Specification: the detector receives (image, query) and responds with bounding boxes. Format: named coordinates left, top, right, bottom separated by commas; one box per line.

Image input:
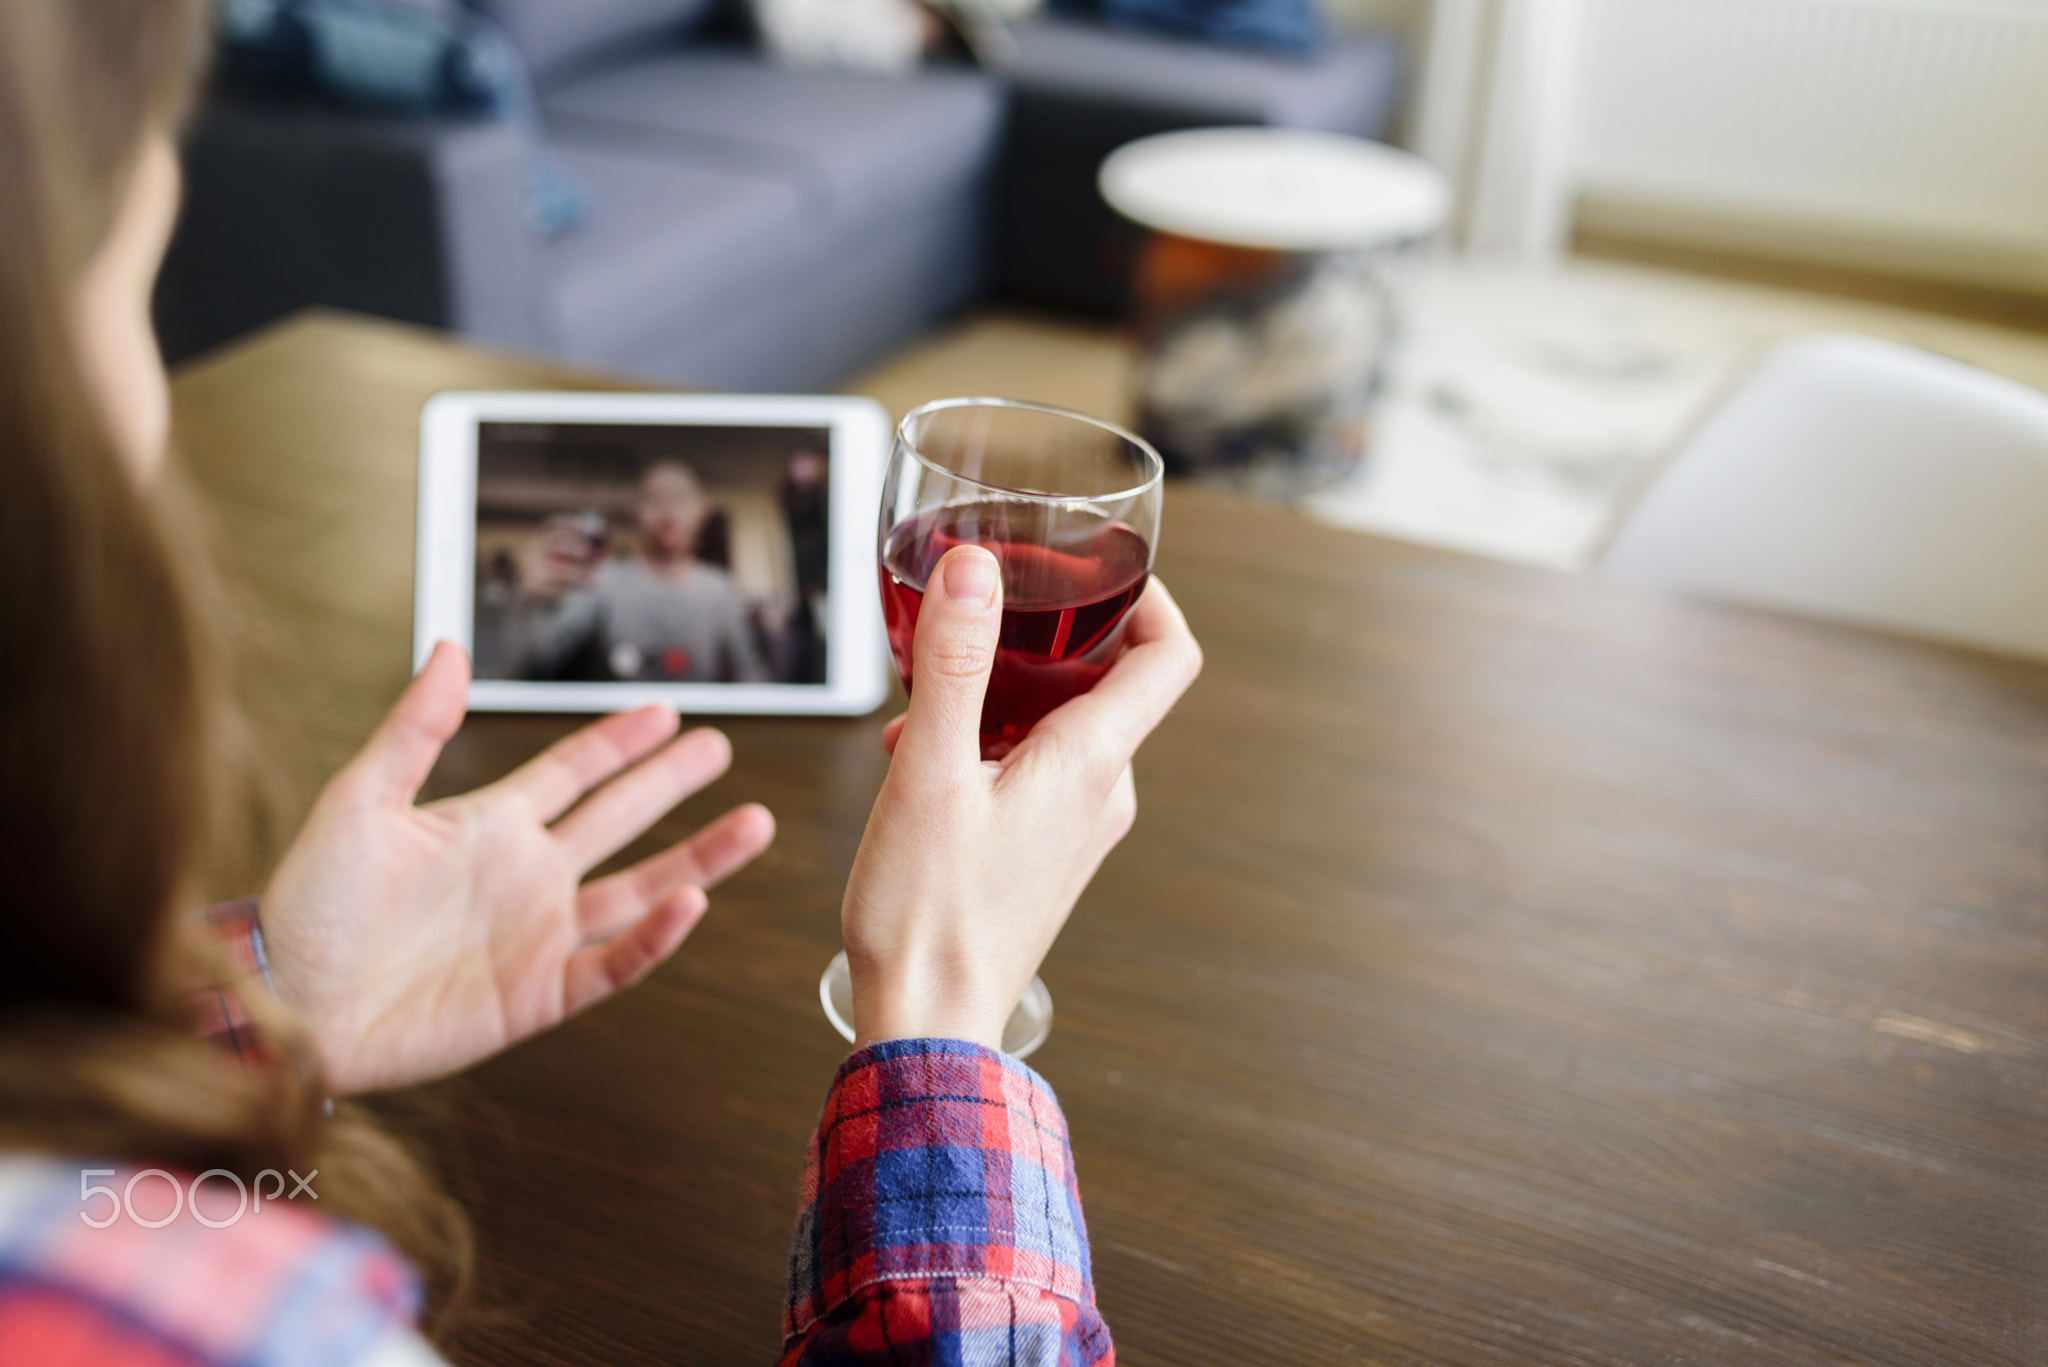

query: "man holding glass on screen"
left=510, top=458, right=772, bottom=683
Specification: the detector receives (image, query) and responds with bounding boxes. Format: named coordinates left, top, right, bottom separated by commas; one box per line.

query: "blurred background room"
left=162, top=0, right=2048, bottom=583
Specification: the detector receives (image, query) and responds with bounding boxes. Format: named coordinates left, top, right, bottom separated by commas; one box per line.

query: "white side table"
left=1099, top=127, right=1450, bottom=497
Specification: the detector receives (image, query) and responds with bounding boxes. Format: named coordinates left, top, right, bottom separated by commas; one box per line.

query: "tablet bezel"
left=416, top=390, right=891, bottom=715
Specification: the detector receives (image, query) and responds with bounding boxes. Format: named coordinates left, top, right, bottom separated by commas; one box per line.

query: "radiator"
left=1572, top=0, right=2048, bottom=274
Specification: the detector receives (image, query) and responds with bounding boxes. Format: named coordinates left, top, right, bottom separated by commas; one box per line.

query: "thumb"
left=894, top=546, right=1001, bottom=774
left=349, top=640, right=471, bottom=803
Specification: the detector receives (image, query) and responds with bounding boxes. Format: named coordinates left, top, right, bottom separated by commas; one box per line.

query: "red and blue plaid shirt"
left=0, top=908, right=1112, bottom=1366
left=780, top=1039, right=1112, bottom=1366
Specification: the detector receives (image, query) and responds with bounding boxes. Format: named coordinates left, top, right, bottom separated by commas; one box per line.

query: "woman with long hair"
left=0, top=2, right=1200, bottom=1363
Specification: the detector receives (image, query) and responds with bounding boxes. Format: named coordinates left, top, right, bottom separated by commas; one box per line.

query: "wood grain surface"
left=172, top=312, right=2048, bottom=1367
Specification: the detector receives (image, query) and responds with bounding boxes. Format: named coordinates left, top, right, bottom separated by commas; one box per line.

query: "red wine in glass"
left=881, top=500, right=1151, bottom=759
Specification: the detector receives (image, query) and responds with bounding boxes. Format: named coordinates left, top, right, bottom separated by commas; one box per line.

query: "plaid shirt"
left=0, top=1155, right=431, bottom=1367
left=780, top=1039, right=1112, bottom=1367
left=3, top=910, right=1110, bottom=1365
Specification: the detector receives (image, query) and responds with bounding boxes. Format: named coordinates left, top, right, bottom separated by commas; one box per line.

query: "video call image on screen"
left=473, top=422, right=831, bottom=686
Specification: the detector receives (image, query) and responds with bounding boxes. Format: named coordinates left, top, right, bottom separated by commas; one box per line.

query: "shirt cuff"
left=782, top=1038, right=1097, bottom=1342
left=193, top=896, right=271, bottom=1065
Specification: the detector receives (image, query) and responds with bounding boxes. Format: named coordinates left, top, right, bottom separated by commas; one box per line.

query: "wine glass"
left=821, top=397, right=1165, bottom=1057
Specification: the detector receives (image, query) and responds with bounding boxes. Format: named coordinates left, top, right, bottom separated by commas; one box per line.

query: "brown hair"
left=0, top=0, right=469, bottom=1336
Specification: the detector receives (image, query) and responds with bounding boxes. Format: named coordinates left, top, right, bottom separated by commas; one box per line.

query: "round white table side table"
left=1096, top=128, right=1452, bottom=500
left=1097, top=126, right=1450, bottom=254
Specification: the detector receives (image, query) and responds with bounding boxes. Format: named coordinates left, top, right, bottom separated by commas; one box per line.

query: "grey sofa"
left=156, top=1, right=1402, bottom=391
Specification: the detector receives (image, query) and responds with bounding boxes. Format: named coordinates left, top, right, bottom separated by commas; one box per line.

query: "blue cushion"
left=218, top=0, right=588, bottom=237
left=220, top=0, right=509, bottom=112
left=1006, top=18, right=1398, bottom=132
left=1049, top=0, right=1323, bottom=57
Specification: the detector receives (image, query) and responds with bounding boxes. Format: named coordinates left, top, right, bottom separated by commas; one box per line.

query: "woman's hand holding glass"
left=843, top=546, right=1202, bottom=1050
left=258, top=641, right=776, bottom=1095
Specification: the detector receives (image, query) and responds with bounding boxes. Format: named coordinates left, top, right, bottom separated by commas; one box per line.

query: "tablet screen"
left=473, top=421, right=832, bottom=686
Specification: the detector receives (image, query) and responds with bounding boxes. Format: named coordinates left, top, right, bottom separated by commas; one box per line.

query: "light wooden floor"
left=840, top=257, right=2048, bottom=566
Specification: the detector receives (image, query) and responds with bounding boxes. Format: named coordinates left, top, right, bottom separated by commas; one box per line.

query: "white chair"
left=1599, top=333, right=2048, bottom=661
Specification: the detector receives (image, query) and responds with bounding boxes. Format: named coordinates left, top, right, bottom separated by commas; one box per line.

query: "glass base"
left=820, top=950, right=1053, bottom=1060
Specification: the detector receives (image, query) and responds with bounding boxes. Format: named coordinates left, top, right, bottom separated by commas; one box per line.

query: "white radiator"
left=1572, top=0, right=2048, bottom=280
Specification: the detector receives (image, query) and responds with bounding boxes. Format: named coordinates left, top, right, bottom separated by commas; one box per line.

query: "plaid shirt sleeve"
left=191, top=896, right=275, bottom=1066
left=0, top=1155, right=436, bottom=1367
left=779, top=1039, right=1113, bottom=1367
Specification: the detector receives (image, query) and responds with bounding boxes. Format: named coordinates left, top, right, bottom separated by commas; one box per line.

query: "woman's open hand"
left=260, top=642, right=774, bottom=1094
left=844, top=546, right=1201, bottom=1050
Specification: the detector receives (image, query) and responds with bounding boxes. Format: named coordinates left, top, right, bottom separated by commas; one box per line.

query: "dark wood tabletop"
left=173, top=311, right=2048, bottom=1367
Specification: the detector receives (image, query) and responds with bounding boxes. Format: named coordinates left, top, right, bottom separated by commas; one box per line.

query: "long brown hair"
left=0, top=0, right=469, bottom=1335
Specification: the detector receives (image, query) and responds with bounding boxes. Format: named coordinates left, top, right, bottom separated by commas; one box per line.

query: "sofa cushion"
left=1005, top=17, right=1399, bottom=132
left=540, top=138, right=808, bottom=363
left=470, top=0, right=719, bottom=81
left=576, top=161, right=988, bottom=389
left=752, top=0, right=931, bottom=74
left=538, top=49, right=1003, bottom=222
left=1048, top=0, right=1322, bottom=58
left=618, top=180, right=986, bottom=389
left=221, top=0, right=512, bottom=112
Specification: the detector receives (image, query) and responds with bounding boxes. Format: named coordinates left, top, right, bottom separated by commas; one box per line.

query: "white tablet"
left=416, top=391, right=892, bottom=715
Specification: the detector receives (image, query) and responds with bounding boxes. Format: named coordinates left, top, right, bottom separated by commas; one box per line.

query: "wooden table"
left=173, top=312, right=2048, bottom=1367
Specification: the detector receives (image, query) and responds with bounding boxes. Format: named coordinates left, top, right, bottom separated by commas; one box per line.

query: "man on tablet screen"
left=509, top=460, right=771, bottom=684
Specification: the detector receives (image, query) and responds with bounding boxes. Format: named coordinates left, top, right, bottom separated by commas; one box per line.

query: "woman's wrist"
left=854, top=1022, right=1004, bottom=1052
left=847, top=958, right=1008, bottom=1053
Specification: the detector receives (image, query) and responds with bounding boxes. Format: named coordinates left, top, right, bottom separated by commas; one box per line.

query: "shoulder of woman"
left=0, top=1155, right=429, bottom=1366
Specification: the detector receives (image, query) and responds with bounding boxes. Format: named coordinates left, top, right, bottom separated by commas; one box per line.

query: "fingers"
left=574, top=801, right=775, bottom=942
left=880, top=714, right=906, bottom=755
left=892, top=546, right=1002, bottom=777
left=1033, top=579, right=1202, bottom=770
left=549, top=727, right=735, bottom=873
left=561, top=887, right=705, bottom=1017
left=1122, top=577, right=1196, bottom=652
left=347, top=641, right=471, bottom=803
left=497, top=704, right=683, bottom=823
